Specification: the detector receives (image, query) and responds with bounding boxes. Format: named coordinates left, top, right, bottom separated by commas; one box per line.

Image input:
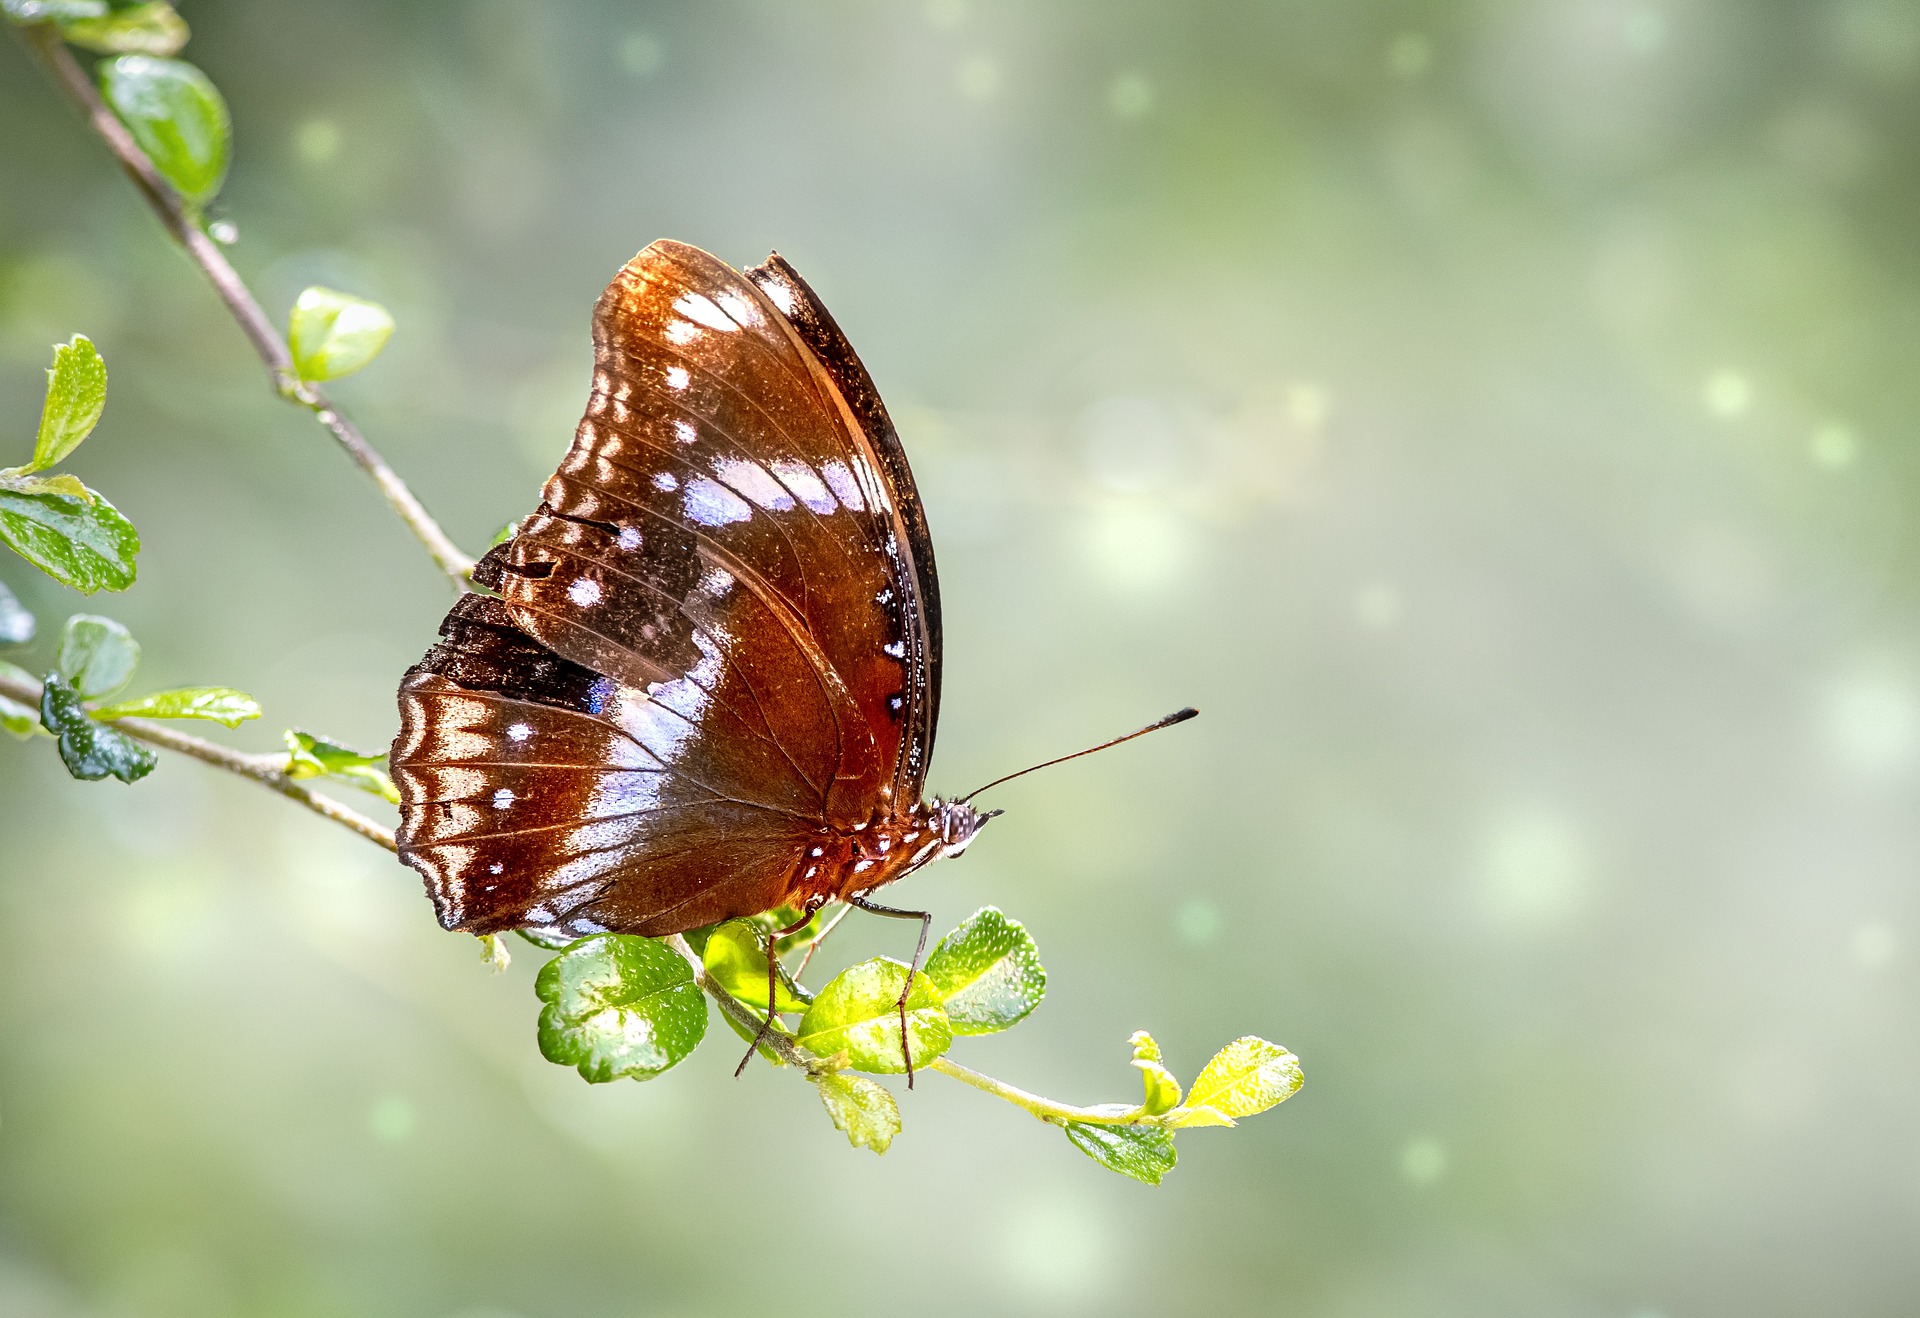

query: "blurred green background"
left=4, top=0, right=1920, bottom=1313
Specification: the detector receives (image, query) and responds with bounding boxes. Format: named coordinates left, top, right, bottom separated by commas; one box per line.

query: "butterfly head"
left=930, top=799, right=1000, bottom=860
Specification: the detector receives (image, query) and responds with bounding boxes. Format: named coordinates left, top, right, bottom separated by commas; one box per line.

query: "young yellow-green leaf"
left=535, top=934, right=707, bottom=1083
left=701, top=919, right=812, bottom=1015
left=56, top=613, right=138, bottom=698
left=489, top=519, right=520, bottom=548
left=1063, top=1121, right=1177, bottom=1186
left=288, top=286, right=395, bottom=383
left=924, top=905, right=1046, bottom=1035
left=97, top=56, right=230, bottom=205
left=1129, top=1030, right=1182, bottom=1115
left=718, top=995, right=794, bottom=1066
left=796, top=957, right=952, bottom=1075
left=23, top=335, right=107, bottom=474
left=0, top=483, right=138, bottom=593
left=813, top=1072, right=901, bottom=1154
left=94, top=686, right=261, bottom=728
left=3, top=0, right=106, bottom=23
left=478, top=934, right=511, bottom=973
left=0, top=580, right=33, bottom=645
left=1186, top=1036, right=1303, bottom=1119
left=40, top=672, right=154, bottom=782
left=0, top=693, right=35, bottom=739
left=59, top=1, right=188, bottom=54
left=1163, top=1104, right=1236, bottom=1129
left=0, top=473, right=93, bottom=502
left=283, top=728, right=399, bottom=802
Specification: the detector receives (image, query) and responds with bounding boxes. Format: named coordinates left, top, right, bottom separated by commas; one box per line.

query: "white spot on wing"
left=764, top=281, right=796, bottom=315
left=664, top=319, right=698, bottom=346
left=507, top=722, right=532, bottom=743
left=665, top=365, right=690, bottom=390
left=568, top=577, right=602, bottom=606
left=617, top=526, right=642, bottom=550
left=716, top=457, right=795, bottom=511
left=674, top=420, right=697, bottom=445
left=684, top=476, right=753, bottom=526
left=819, top=459, right=865, bottom=511
left=492, top=788, right=516, bottom=810
left=653, top=471, right=679, bottom=492
left=672, top=292, right=740, bottom=332
left=771, top=458, right=836, bottom=513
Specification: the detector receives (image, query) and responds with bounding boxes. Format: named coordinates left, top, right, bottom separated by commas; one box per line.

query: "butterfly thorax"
left=790, top=798, right=991, bottom=909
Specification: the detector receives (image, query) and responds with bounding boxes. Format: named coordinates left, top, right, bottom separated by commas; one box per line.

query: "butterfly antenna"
left=960, top=707, right=1198, bottom=806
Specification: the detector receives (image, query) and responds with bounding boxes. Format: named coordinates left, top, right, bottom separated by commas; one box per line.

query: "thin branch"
left=15, top=21, right=476, bottom=591
left=0, top=667, right=395, bottom=852
left=928, top=1056, right=1160, bottom=1127
left=662, top=933, right=826, bottom=1074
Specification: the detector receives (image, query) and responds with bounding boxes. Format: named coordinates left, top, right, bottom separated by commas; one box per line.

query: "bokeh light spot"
left=369, top=1096, right=416, bottom=1144
left=1106, top=72, right=1155, bottom=119
left=997, top=1194, right=1111, bottom=1304
left=1354, top=583, right=1402, bottom=630
left=1703, top=370, right=1751, bottom=418
left=1477, top=808, right=1593, bottom=933
left=1401, top=1136, right=1448, bottom=1185
left=1176, top=899, right=1224, bottom=946
left=1853, top=921, right=1899, bottom=970
left=1386, top=32, right=1433, bottom=78
left=618, top=33, right=664, bottom=78
left=294, top=118, right=341, bottom=166
left=957, top=55, right=1001, bottom=101
left=1810, top=424, right=1858, bottom=469
left=1623, top=7, right=1670, bottom=55
left=1820, top=672, right=1919, bottom=774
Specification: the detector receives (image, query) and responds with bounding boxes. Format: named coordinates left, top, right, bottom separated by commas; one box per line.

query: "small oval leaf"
left=288, top=286, right=395, bottom=382
left=97, top=55, right=230, bottom=205
left=0, top=484, right=139, bottom=593
left=283, top=728, right=398, bottom=802
left=1063, top=1121, right=1177, bottom=1186
left=40, top=672, right=155, bottom=783
left=94, top=686, right=261, bottom=727
left=924, top=906, right=1046, bottom=1035
left=702, top=919, right=811, bottom=1015
left=1129, top=1030, right=1183, bottom=1115
left=534, top=934, right=707, bottom=1083
left=796, top=957, right=952, bottom=1075
left=813, top=1072, right=901, bottom=1154
left=56, top=613, right=138, bottom=698
left=59, top=1, right=189, bottom=55
left=27, top=335, right=106, bottom=474
left=1185, top=1036, right=1303, bottom=1119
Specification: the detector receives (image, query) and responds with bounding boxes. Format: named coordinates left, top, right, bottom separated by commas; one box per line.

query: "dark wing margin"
left=745, top=252, right=943, bottom=797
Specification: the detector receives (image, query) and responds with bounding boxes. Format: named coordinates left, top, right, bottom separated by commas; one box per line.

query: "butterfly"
left=391, top=240, right=1191, bottom=1078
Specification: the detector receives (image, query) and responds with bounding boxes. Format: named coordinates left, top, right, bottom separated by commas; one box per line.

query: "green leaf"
left=1129, top=1030, right=1182, bottom=1115
left=701, top=919, right=811, bottom=1015
left=0, top=483, right=139, bottom=593
left=796, top=957, right=952, bottom=1075
left=924, top=905, right=1047, bottom=1035
left=718, top=996, right=793, bottom=1066
left=22, top=335, right=107, bottom=474
left=94, top=685, right=260, bottom=727
left=59, top=1, right=187, bottom=54
left=55, top=613, right=138, bottom=698
left=283, top=728, right=398, bottom=803
left=288, top=286, right=395, bottom=383
left=813, top=1072, right=901, bottom=1154
left=534, top=934, right=707, bottom=1083
left=97, top=55, right=230, bottom=205
left=489, top=519, right=520, bottom=548
left=1185, top=1036, right=1303, bottom=1119
left=40, top=672, right=154, bottom=782
left=0, top=580, right=34, bottom=645
left=3, top=0, right=107, bottom=23
left=1063, top=1121, right=1177, bottom=1186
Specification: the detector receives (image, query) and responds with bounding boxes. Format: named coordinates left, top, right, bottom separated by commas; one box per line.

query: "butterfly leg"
left=733, top=910, right=819, bottom=1078
left=848, top=895, right=933, bottom=1089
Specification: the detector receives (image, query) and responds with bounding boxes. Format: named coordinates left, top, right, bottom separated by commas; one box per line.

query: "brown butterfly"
left=391, top=241, right=1191, bottom=1078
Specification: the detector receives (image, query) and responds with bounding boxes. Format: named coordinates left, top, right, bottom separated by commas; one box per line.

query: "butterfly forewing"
left=393, top=241, right=943, bottom=938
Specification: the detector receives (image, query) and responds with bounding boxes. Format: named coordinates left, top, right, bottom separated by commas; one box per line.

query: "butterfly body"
left=392, top=241, right=984, bottom=942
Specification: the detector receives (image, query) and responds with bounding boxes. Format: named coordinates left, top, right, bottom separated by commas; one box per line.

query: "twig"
left=0, top=667, right=394, bottom=852
left=662, top=933, right=826, bottom=1074
left=927, top=1056, right=1159, bottom=1127
left=14, top=21, right=476, bottom=591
